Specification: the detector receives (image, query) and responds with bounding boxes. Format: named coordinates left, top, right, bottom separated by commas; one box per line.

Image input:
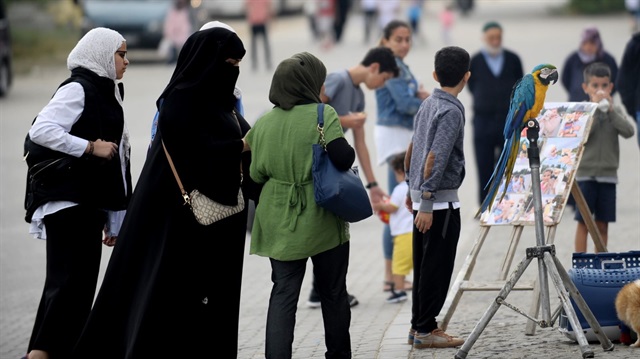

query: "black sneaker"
left=307, top=292, right=359, bottom=308
left=386, top=290, right=408, bottom=303
left=306, top=289, right=321, bottom=308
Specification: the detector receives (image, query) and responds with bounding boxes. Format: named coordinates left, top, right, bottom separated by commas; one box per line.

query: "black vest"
left=24, top=68, right=132, bottom=222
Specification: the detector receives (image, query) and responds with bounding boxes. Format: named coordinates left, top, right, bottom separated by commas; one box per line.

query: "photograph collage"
left=480, top=102, right=598, bottom=226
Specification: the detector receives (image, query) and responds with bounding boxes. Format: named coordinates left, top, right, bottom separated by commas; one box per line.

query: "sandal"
left=404, top=280, right=413, bottom=291
left=383, top=281, right=394, bottom=292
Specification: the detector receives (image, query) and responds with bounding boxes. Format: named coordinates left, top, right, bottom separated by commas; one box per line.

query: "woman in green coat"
left=244, top=52, right=355, bottom=359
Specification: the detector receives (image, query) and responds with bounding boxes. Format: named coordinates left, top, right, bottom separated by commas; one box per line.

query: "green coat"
left=246, top=103, right=350, bottom=261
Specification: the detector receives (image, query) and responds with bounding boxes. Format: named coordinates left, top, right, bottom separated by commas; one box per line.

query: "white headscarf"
left=199, top=20, right=236, bottom=33
left=67, top=27, right=126, bottom=80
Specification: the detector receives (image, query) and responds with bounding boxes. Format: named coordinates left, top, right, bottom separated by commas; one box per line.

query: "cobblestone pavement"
left=2, top=1, right=639, bottom=358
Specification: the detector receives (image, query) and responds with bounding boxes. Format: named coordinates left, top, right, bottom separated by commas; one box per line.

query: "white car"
left=193, top=0, right=305, bottom=18
left=80, top=0, right=207, bottom=50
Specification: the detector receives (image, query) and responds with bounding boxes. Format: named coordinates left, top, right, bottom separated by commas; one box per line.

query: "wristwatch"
left=365, top=181, right=378, bottom=189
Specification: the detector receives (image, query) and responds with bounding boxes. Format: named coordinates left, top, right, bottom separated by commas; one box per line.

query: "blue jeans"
left=383, top=160, right=398, bottom=261
left=266, top=243, right=351, bottom=359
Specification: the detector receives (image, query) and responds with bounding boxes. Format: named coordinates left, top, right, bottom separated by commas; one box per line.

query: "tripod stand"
left=455, top=119, right=615, bottom=359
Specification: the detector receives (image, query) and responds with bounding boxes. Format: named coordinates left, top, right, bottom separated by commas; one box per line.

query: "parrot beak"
left=548, top=70, right=558, bottom=85
left=539, top=68, right=558, bottom=86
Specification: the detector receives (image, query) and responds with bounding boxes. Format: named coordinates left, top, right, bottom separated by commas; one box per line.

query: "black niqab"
left=158, top=27, right=246, bottom=111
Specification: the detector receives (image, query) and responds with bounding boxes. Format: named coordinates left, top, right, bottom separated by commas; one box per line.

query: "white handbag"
left=162, top=141, right=244, bottom=226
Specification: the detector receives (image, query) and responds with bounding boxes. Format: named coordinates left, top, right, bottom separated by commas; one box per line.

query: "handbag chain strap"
left=162, top=141, right=192, bottom=206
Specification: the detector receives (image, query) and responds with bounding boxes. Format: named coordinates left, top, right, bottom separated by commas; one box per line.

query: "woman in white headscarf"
left=22, top=27, right=131, bottom=359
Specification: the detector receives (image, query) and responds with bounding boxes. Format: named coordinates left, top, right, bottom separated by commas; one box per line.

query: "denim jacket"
left=375, top=58, right=423, bottom=130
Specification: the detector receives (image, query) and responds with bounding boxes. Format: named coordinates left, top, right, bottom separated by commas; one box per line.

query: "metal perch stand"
left=454, top=119, right=614, bottom=359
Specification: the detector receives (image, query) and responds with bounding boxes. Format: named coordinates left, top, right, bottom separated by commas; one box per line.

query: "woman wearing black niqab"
left=73, top=27, right=256, bottom=359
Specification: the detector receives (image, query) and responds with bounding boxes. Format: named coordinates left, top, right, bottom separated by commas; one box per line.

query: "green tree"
left=567, top=0, right=626, bottom=14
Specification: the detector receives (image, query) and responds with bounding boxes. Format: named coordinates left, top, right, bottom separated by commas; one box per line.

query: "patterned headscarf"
left=269, top=52, right=326, bottom=110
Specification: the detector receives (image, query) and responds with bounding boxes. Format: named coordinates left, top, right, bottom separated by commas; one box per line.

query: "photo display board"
left=479, top=102, right=597, bottom=226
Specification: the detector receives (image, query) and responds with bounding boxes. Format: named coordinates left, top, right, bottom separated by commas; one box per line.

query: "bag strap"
left=316, top=103, right=325, bottom=127
left=162, top=140, right=191, bottom=205
left=161, top=109, right=243, bottom=206
left=316, top=103, right=326, bottom=149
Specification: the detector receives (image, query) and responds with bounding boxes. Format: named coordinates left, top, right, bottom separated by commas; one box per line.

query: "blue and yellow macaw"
left=477, top=64, right=559, bottom=217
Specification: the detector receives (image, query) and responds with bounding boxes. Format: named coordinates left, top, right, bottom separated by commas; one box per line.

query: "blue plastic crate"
left=559, top=266, right=640, bottom=342
left=572, top=251, right=640, bottom=270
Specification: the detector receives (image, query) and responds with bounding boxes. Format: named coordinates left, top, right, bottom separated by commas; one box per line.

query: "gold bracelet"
left=88, top=141, right=94, bottom=155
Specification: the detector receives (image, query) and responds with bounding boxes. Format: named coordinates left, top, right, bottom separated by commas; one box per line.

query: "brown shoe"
left=408, top=328, right=417, bottom=344
left=413, top=328, right=465, bottom=349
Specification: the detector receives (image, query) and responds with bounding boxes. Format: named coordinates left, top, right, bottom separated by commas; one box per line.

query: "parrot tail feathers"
left=475, top=136, right=517, bottom=219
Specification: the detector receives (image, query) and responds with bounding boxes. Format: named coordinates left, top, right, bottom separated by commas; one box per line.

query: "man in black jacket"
left=616, top=31, right=640, bottom=148
left=467, top=21, right=524, bottom=206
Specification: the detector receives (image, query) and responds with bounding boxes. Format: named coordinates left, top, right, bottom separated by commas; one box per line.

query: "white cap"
left=199, top=21, right=236, bottom=33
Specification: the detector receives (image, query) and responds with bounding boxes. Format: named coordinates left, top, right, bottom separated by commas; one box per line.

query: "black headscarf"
left=268, top=52, right=326, bottom=110
left=157, top=27, right=245, bottom=111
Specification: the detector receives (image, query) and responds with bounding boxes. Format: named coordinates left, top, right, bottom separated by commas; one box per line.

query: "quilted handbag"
left=163, top=141, right=244, bottom=225
left=312, top=103, right=372, bottom=222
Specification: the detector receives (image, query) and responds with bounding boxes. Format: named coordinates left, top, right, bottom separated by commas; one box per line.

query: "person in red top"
left=245, top=0, right=273, bottom=71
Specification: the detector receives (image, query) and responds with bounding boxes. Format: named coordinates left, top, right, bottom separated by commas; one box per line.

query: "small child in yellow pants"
left=373, top=152, right=414, bottom=303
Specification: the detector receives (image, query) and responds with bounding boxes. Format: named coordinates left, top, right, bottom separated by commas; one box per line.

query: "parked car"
left=80, top=0, right=171, bottom=49
left=0, top=1, right=13, bottom=97
left=79, top=0, right=206, bottom=51
left=194, top=0, right=305, bottom=18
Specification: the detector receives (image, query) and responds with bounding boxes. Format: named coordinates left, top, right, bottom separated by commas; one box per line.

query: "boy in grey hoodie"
left=405, top=46, right=470, bottom=349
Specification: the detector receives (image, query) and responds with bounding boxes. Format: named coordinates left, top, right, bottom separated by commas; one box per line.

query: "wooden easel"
left=440, top=181, right=606, bottom=334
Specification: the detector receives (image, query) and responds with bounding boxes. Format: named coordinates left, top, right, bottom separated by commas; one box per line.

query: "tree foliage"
left=567, top=0, right=626, bottom=14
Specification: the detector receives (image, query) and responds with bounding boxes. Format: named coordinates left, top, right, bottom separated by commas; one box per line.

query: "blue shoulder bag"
left=312, top=103, right=373, bottom=222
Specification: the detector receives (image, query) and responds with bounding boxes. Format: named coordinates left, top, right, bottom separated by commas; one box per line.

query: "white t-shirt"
left=389, top=181, right=414, bottom=236
left=374, top=124, right=413, bottom=166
